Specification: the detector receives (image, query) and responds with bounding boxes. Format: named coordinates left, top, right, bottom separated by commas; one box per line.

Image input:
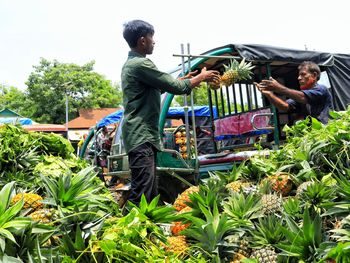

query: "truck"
left=80, top=43, right=350, bottom=203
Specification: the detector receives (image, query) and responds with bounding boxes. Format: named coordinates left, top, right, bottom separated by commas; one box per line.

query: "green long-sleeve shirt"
left=121, top=51, right=191, bottom=153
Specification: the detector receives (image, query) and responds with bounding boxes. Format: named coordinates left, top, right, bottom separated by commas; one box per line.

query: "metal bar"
left=207, top=87, right=218, bottom=153
left=187, top=43, right=199, bottom=163
left=180, top=44, right=191, bottom=161
left=225, top=85, right=231, bottom=115
left=219, top=87, right=225, bottom=116
left=173, top=54, right=241, bottom=60
left=266, top=63, right=280, bottom=146
left=246, top=84, right=252, bottom=111
left=214, top=89, right=220, bottom=117
left=252, top=83, right=259, bottom=109
left=238, top=83, right=244, bottom=112
left=232, top=85, right=238, bottom=114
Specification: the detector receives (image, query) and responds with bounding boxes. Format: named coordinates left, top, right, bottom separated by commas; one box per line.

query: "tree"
left=173, top=82, right=209, bottom=106
left=25, top=58, right=122, bottom=124
left=0, top=85, right=29, bottom=115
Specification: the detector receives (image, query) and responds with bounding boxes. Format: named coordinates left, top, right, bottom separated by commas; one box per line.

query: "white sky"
left=0, top=0, right=349, bottom=90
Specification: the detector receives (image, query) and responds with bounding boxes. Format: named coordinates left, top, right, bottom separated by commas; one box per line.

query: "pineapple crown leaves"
left=299, top=180, right=336, bottom=213
left=282, top=197, right=303, bottom=219
left=39, top=166, right=110, bottom=212
left=222, top=192, right=262, bottom=229
left=277, top=208, right=323, bottom=260
left=181, top=201, right=236, bottom=255
left=128, top=194, right=177, bottom=224
left=186, top=185, right=225, bottom=218
left=0, top=182, right=35, bottom=251
left=250, top=214, right=285, bottom=247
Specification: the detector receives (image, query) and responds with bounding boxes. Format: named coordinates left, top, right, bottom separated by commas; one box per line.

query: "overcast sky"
left=0, top=0, right=349, bottom=90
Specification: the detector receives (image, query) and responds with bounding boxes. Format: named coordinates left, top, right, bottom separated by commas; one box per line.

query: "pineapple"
left=29, top=208, right=58, bottom=224
left=208, top=79, right=222, bottom=90
left=230, top=253, right=247, bottom=263
left=173, top=186, right=199, bottom=211
left=11, top=192, right=43, bottom=210
left=164, top=235, right=188, bottom=254
left=266, top=172, right=293, bottom=196
left=260, top=194, right=282, bottom=215
left=221, top=58, right=254, bottom=87
left=250, top=247, right=278, bottom=263
left=226, top=180, right=252, bottom=194
left=171, top=206, right=192, bottom=236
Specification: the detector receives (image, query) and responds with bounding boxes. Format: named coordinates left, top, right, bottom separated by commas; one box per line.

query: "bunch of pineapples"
left=208, top=58, right=254, bottom=90
left=174, top=127, right=194, bottom=159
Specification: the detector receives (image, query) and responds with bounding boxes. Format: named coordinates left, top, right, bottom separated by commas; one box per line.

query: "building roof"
left=67, top=108, right=120, bottom=129
left=0, top=108, right=23, bottom=118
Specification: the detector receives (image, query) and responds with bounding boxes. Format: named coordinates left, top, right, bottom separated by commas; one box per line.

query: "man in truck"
left=121, top=19, right=220, bottom=206
left=254, top=61, right=333, bottom=124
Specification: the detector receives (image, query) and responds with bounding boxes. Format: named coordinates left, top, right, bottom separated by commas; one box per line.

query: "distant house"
left=0, top=108, right=34, bottom=125
left=67, top=108, right=120, bottom=141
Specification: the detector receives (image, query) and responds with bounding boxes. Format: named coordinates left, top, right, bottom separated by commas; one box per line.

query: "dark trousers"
left=127, top=142, right=158, bottom=206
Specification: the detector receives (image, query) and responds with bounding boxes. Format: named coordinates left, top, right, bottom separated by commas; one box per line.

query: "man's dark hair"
left=298, top=61, right=321, bottom=81
left=123, top=20, right=154, bottom=48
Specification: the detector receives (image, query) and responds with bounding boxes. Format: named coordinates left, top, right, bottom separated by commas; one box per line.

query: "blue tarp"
left=167, top=106, right=217, bottom=118
left=96, top=109, right=124, bottom=129
left=0, top=117, right=33, bottom=125
left=96, top=106, right=217, bottom=128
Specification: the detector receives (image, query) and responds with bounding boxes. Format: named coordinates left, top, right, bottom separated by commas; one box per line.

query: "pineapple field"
left=2, top=106, right=350, bottom=262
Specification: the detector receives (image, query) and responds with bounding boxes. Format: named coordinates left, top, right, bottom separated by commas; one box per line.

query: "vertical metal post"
left=187, top=43, right=198, bottom=162
left=65, top=93, right=69, bottom=139
left=180, top=44, right=191, bottom=161
left=266, top=64, right=280, bottom=146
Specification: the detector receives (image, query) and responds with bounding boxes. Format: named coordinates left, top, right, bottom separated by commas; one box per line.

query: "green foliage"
left=128, top=195, right=177, bottom=224
left=277, top=208, right=323, bottom=262
left=182, top=200, right=236, bottom=259
left=0, top=85, right=28, bottom=116
left=24, top=58, right=122, bottom=124
left=223, top=192, right=262, bottom=230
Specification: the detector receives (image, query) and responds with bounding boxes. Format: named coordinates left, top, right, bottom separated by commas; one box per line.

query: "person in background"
left=121, top=19, right=220, bottom=206
left=96, top=126, right=111, bottom=181
left=254, top=61, right=333, bottom=124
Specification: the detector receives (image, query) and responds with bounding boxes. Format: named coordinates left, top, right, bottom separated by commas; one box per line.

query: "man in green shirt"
left=122, top=20, right=220, bottom=205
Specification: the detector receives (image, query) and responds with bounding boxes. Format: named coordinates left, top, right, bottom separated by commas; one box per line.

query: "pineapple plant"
left=296, top=180, right=314, bottom=198
left=221, top=58, right=254, bottom=87
left=11, top=192, right=44, bottom=210
left=173, top=185, right=199, bottom=212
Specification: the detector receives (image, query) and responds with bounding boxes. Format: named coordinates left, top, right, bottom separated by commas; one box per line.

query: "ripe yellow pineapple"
left=230, top=253, right=247, bottom=263
left=11, top=192, right=43, bottom=210
left=267, top=172, right=293, bottom=196
left=173, top=186, right=199, bottom=211
left=208, top=79, right=222, bottom=90
left=29, top=208, right=58, bottom=224
left=221, top=58, right=254, bottom=87
left=164, top=235, right=188, bottom=254
left=171, top=206, right=192, bottom=236
left=226, top=180, right=251, bottom=193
